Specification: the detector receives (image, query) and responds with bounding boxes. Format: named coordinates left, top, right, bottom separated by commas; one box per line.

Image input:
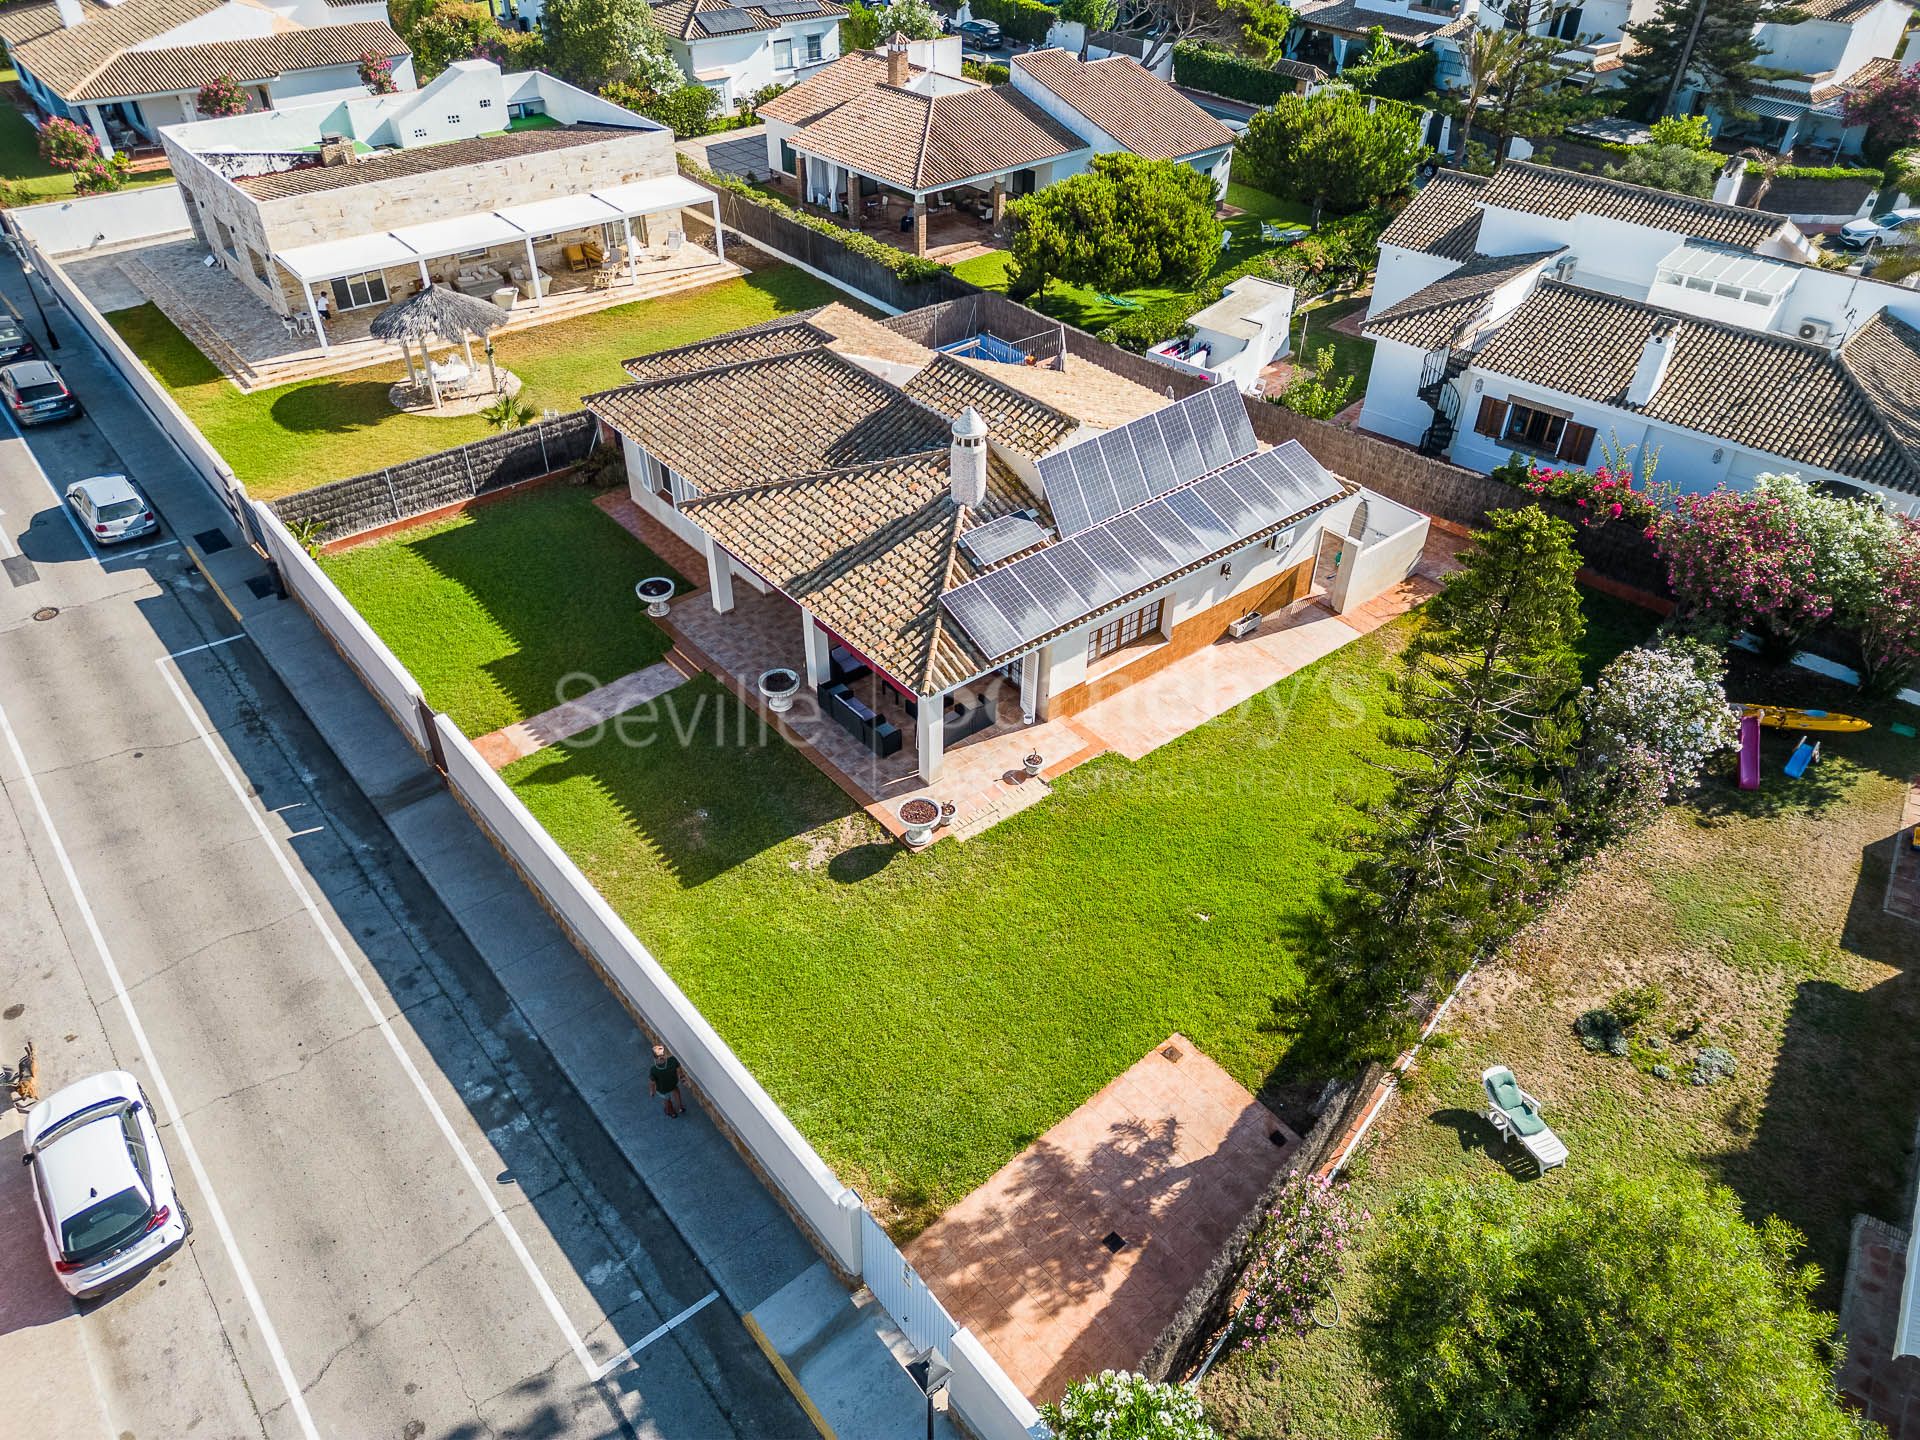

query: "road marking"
left=104, top=537, right=180, bottom=563
left=0, top=695, right=322, bottom=1440
left=0, top=503, right=16, bottom=558
left=0, top=408, right=96, bottom=558
left=590, top=1290, right=719, bottom=1380
left=165, top=633, right=246, bottom=660
left=154, top=654, right=604, bottom=1383
left=183, top=542, right=243, bottom=624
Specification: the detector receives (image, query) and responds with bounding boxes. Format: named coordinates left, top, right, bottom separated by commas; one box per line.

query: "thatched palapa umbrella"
left=369, top=284, right=507, bottom=410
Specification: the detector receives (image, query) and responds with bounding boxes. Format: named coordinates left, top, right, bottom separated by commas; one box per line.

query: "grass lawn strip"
left=319, top=486, right=689, bottom=738
left=0, top=81, right=172, bottom=199
left=1201, top=668, right=1920, bottom=1438
left=498, top=590, right=1650, bottom=1234
left=109, top=266, right=845, bottom=498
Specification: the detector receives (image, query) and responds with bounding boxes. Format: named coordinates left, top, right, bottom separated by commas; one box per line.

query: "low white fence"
left=862, top=1208, right=957, bottom=1357
left=9, top=182, right=190, bottom=257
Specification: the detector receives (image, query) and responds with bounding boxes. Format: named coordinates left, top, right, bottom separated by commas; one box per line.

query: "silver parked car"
left=66, top=473, right=158, bottom=544
left=22, top=1071, right=190, bottom=1299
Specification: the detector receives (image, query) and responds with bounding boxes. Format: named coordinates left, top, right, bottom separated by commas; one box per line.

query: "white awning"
left=494, top=193, right=624, bottom=235
left=276, top=232, right=419, bottom=284
left=592, top=173, right=718, bottom=217
left=388, top=211, right=528, bottom=262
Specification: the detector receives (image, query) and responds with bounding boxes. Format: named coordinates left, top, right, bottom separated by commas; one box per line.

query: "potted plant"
left=758, top=666, right=800, bottom=713
left=898, top=796, right=940, bottom=847
left=1023, top=750, right=1044, bottom=778
left=634, top=576, right=675, bottom=618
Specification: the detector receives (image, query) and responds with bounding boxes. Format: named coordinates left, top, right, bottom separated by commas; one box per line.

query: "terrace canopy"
left=273, top=173, right=725, bottom=349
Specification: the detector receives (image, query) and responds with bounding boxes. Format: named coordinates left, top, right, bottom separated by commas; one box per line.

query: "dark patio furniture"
left=823, top=682, right=901, bottom=756
left=828, top=645, right=871, bottom=685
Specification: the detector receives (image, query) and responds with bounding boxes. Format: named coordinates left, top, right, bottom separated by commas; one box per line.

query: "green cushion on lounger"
left=1486, top=1070, right=1546, bottom=1136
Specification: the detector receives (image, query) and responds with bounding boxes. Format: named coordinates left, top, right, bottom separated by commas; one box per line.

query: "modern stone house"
left=586, top=301, right=1427, bottom=784
left=0, top=0, right=407, bottom=156
left=156, top=60, right=724, bottom=348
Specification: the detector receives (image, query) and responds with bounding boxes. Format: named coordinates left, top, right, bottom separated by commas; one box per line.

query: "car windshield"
left=59, top=1185, right=151, bottom=1264
left=96, top=498, right=143, bottom=521
left=0, top=325, right=24, bottom=345
left=17, top=381, right=65, bottom=402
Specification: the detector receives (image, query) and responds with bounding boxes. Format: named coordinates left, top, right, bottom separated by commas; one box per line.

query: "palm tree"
left=1453, top=26, right=1524, bottom=166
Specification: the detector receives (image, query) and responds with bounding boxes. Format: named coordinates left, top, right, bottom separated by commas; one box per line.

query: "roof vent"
left=53, top=0, right=83, bottom=27
left=886, top=31, right=911, bottom=87
left=1625, top=320, right=1678, bottom=408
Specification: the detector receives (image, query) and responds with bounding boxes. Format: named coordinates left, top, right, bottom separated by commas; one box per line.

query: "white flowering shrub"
left=1041, top=1371, right=1219, bottom=1440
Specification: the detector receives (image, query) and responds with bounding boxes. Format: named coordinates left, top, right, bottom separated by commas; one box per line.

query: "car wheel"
left=180, top=1206, right=194, bottom=1239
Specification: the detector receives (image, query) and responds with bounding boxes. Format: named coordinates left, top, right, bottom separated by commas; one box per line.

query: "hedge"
left=968, top=0, right=1053, bottom=46
left=962, top=58, right=1011, bottom=84
left=1770, top=163, right=1881, bottom=181
left=1095, top=209, right=1390, bottom=350
left=1337, top=46, right=1436, bottom=103
left=676, top=157, right=952, bottom=282
left=1173, top=42, right=1294, bottom=107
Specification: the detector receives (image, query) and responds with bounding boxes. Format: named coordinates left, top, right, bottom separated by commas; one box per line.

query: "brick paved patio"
left=905, top=1034, right=1298, bottom=1403
left=1840, top=1215, right=1920, bottom=1436
left=1889, top=775, right=1920, bottom=923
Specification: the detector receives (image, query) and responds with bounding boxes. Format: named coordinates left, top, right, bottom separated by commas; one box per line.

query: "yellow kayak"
left=1741, top=704, right=1872, bottom=733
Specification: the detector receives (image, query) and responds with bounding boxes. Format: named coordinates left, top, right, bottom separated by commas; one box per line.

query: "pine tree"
left=1622, top=0, right=1785, bottom=124
left=1293, top=508, right=1585, bottom=1063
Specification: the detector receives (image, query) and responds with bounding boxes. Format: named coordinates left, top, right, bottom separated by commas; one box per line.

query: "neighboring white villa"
left=1148, top=277, right=1296, bottom=394
left=0, top=0, right=409, bottom=156
left=156, top=59, right=725, bottom=349
left=586, top=301, right=1427, bottom=783
left=652, top=0, right=847, bottom=111
left=1356, top=163, right=1920, bottom=512
left=1285, top=0, right=1475, bottom=77
left=1700, top=0, right=1914, bottom=155
left=757, top=39, right=1235, bottom=256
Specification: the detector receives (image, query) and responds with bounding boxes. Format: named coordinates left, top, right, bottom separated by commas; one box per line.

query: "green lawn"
left=319, top=486, right=689, bottom=737
left=1202, top=665, right=1920, bottom=1438
left=1287, top=295, right=1377, bottom=402
left=0, top=82, right=174, bottom=199
left=109, top=265, right=846, bottom=499
left=951, top=178, right=1314, bottom=335
left=496, top=583, right=1651, bottom=1233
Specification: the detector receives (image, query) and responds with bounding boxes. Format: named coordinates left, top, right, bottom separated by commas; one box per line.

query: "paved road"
left=0, top=272, right=811, bottom=1438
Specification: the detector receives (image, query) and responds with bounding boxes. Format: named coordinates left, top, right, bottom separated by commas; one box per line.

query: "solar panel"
left=1099, top=430, right=1151, bottom=513
left=696, top=6, right=758, bottom=32
left=1162, top=486, right=1235, bottom=550
left=1155, top=404, right=1205, bottom=485
left=1070, top=445, right=1122, bottom=527
left=1220, top=454, right=1282, bottom=510
left=941, top=584, right=1024, bottom=657
left=1194, top=386, right=1244, bottom=473
left=752, top=0, right=815, bottom=13
left=959, top=512, right=1049, bottom=569
left=1137, top=500, right=1199, bottom=556
left=973, top=568, right=1060, bottom=644
left=1048, top=537, right=1123, bottom=609
left=1105, top=512, right=1176, bottom=573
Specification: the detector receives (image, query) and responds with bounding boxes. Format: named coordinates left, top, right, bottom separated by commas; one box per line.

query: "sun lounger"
left=1096, top=292, right=1141, bottom=311
left=1482, top=1065, right=1568, bottom=1173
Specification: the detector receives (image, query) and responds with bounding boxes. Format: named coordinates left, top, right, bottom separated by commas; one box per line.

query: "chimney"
left=1625, top=319, right=1678, bottom=408
left=950, top=406, right=988, bottom=508
left=886, top=32, right=911, bottom=87
left=317, top=133, right=356, bottom=167
left=54, top=0, right=83, bottom=28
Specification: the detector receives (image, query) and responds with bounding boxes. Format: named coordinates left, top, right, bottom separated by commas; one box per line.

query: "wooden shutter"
left=1474, top=396, right=1506, bottom=437
left=1557, top=421, right=1597, bottom=465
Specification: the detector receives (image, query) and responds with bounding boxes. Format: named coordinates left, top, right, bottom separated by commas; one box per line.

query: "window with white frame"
left=774, top=36, right=794, bottom=68
left=1501, top=399, right=1568, bottom=454
left=1088, top=598, right=1163, bottom=661
left=805, top=30, right=823, bottom=61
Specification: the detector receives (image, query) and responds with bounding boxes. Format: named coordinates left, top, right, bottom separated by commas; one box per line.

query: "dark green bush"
left=1172, top=42, right=1293, bottom=106
left=967, top=0, right=1053, bottom=46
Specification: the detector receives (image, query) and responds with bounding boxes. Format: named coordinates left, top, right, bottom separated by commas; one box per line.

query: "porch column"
left=706, top=538, right=736, bottom=614
left=912, top=198, right=928, bottom=258
left=622, top=215, right=639, bottom=282
left=416, top=258, right=430, bottom=289
left=801, top=608, right=831, bottom=687
left=303, top=279, right=329, bottom=351
left=709, top=197, right=726, bottom=261
left=1019, top=650, right=1041, bottom=724
left=84, top=105, right=114, bottom=158
left=523, top=236, right=541, bottom=307
left=916, top=694, right=945, bottom=783
left=990, top=178, right=1006, bottom=234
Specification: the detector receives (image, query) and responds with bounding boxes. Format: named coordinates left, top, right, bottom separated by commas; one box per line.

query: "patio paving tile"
left=1840, top=1217, right=1920, bottom=1436
left=1888, top=774, right=1920, bottom=922
left=471, top=660, right=688, bottom=769
left=905, top=1033, right=1298, bottom=1404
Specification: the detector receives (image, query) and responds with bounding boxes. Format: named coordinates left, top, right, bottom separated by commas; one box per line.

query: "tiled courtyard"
left=905, top=1034, right=1299, bottom=1402
left=1840, top=1216, right=1920, bottom=1436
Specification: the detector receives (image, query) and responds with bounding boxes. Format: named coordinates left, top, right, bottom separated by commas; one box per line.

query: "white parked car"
left=22, top=1071, right=189, bottom=1299
left=66, top=474, right=157, bottom=544
left=1837, top=207, right=1920, bottom=250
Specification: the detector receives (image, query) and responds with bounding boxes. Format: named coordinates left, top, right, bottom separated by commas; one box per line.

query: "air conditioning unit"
left=1226, top=611, right=1262, bottom=640
left=1797, top=318, right=1837, bottom=345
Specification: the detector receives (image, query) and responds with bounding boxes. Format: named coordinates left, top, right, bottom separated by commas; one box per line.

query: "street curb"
left=741, top=1310, right=837, bottom=1440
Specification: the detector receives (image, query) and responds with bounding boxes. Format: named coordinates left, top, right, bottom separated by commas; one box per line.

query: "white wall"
left=1368, top=245, right=1463, bottom=315
left=1356, top=337, right=1434, bottom=445
left=9, top=182, right=191, bottom=255
left=678, top=21, right=841, bottom=108
left=1329, top=490, right=1428, bottom=614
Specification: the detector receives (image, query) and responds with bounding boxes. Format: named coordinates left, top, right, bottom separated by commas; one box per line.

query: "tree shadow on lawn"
left=1707, top=832, right=1920, bottom=1302
left=1426, top=1106, right=1548, bottom=1183
left=267, top=378, right=409, bottom=435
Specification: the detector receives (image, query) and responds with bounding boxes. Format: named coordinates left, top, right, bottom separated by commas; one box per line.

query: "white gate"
left=860, top=1209, right=956, bottom=1359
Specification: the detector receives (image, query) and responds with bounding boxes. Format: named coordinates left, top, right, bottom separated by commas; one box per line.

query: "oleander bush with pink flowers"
left=1230, top=1174, right=1369, bottom=1349
left=1495, top=455, right=1659, bottom=529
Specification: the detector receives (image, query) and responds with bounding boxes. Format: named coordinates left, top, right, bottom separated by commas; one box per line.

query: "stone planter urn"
left=1023, top=750, right=1044, bottom=778
left=758, top=666, right=801, bottom=713
left=898, top=796, right=941, bottom=848
left=635, top=576, right=675, bottom=618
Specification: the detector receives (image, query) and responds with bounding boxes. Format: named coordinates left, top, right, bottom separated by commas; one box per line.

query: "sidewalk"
left=34, top=258, right=948, bottom=1440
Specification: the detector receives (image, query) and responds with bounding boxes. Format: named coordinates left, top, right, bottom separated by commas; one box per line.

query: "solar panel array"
left=752, top=0, right=818, bottom=15
left=1036, top=383, right=1257, bottom=539
left=941, top=440, right=1344, bottom=660
left=696, top=6, right=758, bottom=32
left=960, top=512, right=1050, bottom=569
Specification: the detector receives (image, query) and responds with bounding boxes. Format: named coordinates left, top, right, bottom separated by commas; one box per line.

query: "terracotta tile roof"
left=904, top=353, right=1077, bottom=458
left=1790, top=0, right=1889, bottom=21
left=682, top=450, right=1039, bottom=692
left=810, top=301, right=938, bottom=368
left=1010, top=49, right=1234, bottom=161
left=73, top=20, right=407, bottom=102
left=1840, top=311, right=1920, bottom=474
left=755, top=49, right=892, bottom=125
left=1379, top=169, right=1488, bottom=261
left=622, top=315, right=832, bottom=379
left=651, top=0, right=845, bottom=42
left=0, top=0, right=222, bottom=98
left=1363, top=249, right=1559, bottom=349
left=790, top=72, right=1082, bottom=190
left=1480, top=161, right=1792, bottom=249
left=586, top=346, right=953, bottom=496
left=1291, top=0, right=1458, bottom=42
left=235, top=123, right=642, bottom=199
left=1270, top=56, right=1326, bottom=81
left=952, top=353, right=1169, bottom=432
left=1473, top=281, right=1920, bottom=494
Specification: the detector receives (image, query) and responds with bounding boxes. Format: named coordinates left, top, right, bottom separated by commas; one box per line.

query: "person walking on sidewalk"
left=650, top=1043, right=685, bottom=1118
